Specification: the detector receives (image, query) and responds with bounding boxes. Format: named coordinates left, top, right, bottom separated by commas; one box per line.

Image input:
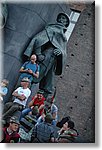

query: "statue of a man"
left=24, top=13, right=70, bottom=97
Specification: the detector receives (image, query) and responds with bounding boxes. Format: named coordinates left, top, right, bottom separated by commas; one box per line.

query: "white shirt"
left=13, top=87, right=31, bottom=107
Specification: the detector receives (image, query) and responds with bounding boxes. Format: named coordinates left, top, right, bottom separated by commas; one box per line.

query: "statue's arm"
left=24, top=37, right=36, bottom=57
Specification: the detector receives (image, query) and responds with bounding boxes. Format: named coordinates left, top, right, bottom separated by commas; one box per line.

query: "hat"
left=45, top=113, right=53, bottom=123
left=32, top=106, right=39, bottom=115
left=9, top=116, right=20, bottom=125
left=57, top=12, right=70, bottom=27
left=21, top=77, right=31, bottom=83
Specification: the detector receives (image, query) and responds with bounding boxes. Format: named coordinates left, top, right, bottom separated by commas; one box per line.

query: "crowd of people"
left=0, top=54, right=78, bottom=143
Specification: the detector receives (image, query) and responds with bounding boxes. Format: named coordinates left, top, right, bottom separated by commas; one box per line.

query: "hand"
left=31, top=106, right=34, bottom=109
left=27, top=69, right=33, bottom=74
left=54, top=49, right=61, bottom=56
left=38, top=54, right=45, bottom=62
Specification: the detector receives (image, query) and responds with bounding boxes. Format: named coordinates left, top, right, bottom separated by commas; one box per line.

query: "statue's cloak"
left=24, top=23, right=67, bottom=75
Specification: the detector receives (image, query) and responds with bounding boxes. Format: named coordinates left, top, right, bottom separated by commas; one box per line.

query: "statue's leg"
left=39, top=65, right=55, bottom=98
left=32, top=63, right=47, bottom=83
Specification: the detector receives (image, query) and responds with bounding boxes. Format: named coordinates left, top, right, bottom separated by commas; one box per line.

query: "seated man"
left=19, top=54, right=40, bottom=84
left=31, top=113, right=56, bottom=143
left=21, top=90, right=45, bottom=118
left=36, top=88, right=58, bottom=126
left=2, top=77, right=31, bottom=121
left=19, top=106, right=39, bottom=143
left=44, top=100, right=58, bottom=126
left=1, top=116, right=20, bottom=143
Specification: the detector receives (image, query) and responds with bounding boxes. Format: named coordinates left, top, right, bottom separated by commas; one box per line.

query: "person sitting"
left=1, top=116, right=20, bottom=143
left=19, top=54, right=40, bottom=84
left=57, top=120, right=78, bottom=143
left=2, top=77, right=31, bottom=121
left=56, top=116, right=71, bottom=128
left=21, top=90, right=45, bottom=119
left=44, top=100, right=58, bottom=126
left=19, top=106, right=39, bottom=143
left=36, top=88, right=58, bottom=126
left=31, top=113, right=56, bottom=143
left=0, top=79, right=9, bottom=102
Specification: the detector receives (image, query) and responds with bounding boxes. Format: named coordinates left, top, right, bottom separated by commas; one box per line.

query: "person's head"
left=21, top=77, right=31, bottom=88
left=68, top=120, right=75, bottom=129
left=45, top=113, right=53, bottom=124
left=63, top=121, right=69, bottom=130
left=57, top=116, right=71, bottom=128
left=63, top=120, right=75, bottom=130
left=32, top=106, right=39, bottom=116
left=37, top=90, right=44, bottom=100
left=30, top=54, right=37, bottom=64
left=9, top=116, right=20, bottom=132
left=0, top=79, right=9, bottom=87
left=57, top=12, right=70, bottom=28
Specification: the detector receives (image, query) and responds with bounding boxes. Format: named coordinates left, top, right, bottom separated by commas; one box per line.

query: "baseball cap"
left=21, top=77, right=31, bottom=83
left=9, top=116, right=20, bottom=125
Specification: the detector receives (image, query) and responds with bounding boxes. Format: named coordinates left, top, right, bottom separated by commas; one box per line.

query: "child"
left=0, top=79, right=9, bottom=101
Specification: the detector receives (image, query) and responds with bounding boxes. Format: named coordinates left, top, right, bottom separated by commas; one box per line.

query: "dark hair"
left=57, top=116, right=71, bottom=128
left=68, top=120, right=75, bottom=129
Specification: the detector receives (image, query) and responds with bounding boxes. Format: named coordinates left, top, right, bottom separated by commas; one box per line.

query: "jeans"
left=20, top=108, right=32, bottom=120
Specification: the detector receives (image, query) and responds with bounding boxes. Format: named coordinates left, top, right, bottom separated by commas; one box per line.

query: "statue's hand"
left=37, top=54, right=45, bottom=62
left=54, top=49, right=61, bottom=56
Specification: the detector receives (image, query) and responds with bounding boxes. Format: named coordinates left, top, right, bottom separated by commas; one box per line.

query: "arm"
left=28, top=100, right=34, bottom=107
left=28, top=95, right=37, bottom=107
left=38, top=104, right=44, bottom=111
left=32, top=71, right=39, bottom=78
left=0, top=87, right=8, bottom=96
left=20, top=66, right=39, bottom=78
left=19, top=67, right=29, bottom=73
left=12, top=91, right=26, bottom=101
left=52, top=111, right=57, bottom=120
left=27, top=70, right=39, bottom=78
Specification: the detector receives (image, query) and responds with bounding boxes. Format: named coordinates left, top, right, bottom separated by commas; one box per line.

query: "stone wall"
left=55, top=2, right=95, bottom=142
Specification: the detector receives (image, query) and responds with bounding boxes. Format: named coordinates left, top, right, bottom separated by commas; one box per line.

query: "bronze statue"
left=24, top=13, right=70, bottom=97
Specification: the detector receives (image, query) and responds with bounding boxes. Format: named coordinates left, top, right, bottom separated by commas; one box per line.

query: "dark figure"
left=24, top=13, right=70, bottom=97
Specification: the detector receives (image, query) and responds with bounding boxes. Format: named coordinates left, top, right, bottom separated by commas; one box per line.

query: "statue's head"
left=57, top=12, right=70, bottom=28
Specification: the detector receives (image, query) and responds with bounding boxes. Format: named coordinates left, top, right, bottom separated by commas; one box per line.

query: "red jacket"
left=1, top=127, right=20, bottom=143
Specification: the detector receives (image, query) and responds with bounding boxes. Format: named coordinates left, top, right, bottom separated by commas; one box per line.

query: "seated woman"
left=57, top=120, right=78, bottom=143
